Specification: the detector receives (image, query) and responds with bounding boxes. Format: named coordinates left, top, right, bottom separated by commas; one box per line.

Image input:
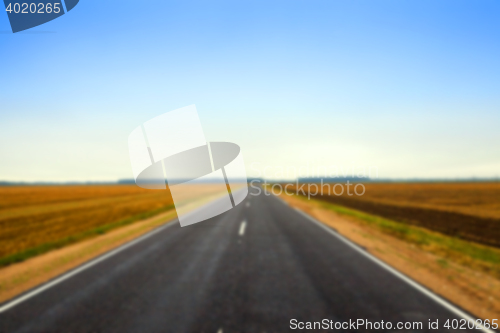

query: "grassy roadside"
left=0, top=204, right=175, bottom=268
left=298, top=195, right=500, bottom=279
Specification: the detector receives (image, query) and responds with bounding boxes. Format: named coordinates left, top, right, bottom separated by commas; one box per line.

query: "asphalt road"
left=0, top=187, right=489, bottom=333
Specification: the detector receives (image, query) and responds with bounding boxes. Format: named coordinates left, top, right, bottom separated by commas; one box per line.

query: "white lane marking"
left=239, top=220, right=247, bottom=236
left=245, top=201, right=250, bottom=207
left=281, top=198, right=495, bottom=333
left=0, top=219, right=179, bottom=313
left=217, top=329, right=223, bottom=333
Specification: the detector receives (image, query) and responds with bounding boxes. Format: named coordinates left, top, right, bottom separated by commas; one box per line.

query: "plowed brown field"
left=292, top=182, right=500, bottom=247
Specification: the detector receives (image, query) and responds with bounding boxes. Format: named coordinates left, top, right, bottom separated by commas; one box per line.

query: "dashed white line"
left=239, top=220, right=247, bottom=236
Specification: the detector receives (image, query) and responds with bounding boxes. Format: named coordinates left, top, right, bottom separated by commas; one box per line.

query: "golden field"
left=0, top=185, right=175, bottom=266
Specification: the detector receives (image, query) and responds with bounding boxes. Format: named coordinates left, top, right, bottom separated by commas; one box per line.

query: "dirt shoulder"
left=0, top=210, right=177, bottom=304
left=279, top=193, right=500, bottom=320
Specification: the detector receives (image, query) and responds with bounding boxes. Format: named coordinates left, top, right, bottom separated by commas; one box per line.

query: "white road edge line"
left=239, top=220, right=247, bottom=236
left=274, top=195, right=495, bottom=333
left=0, top=219, right=178, bottom=314
left=0, top=194, right=244, bottom=313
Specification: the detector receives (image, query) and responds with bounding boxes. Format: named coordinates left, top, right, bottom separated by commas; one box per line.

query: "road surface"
left=0, top=187, right=490, bottom=332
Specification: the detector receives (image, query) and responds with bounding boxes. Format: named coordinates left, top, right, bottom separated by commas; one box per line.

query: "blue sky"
left=1, top=0, right=499, bottom=181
